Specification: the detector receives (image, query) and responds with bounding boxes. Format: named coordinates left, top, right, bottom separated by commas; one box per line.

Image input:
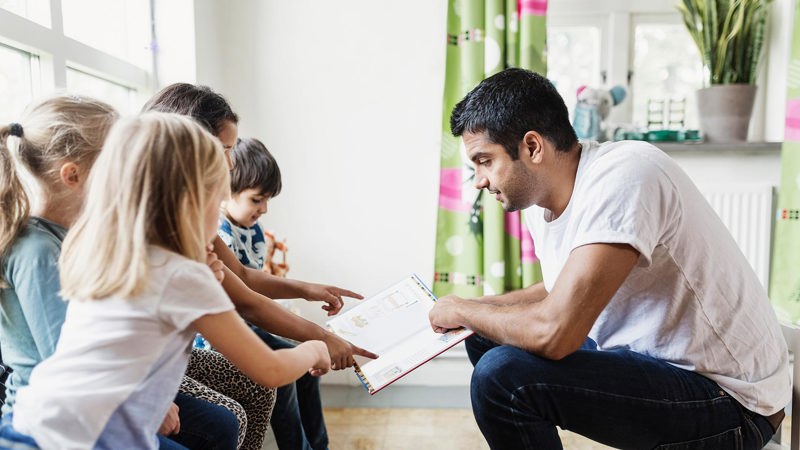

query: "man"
left=429, top=68, right=790, bottom=449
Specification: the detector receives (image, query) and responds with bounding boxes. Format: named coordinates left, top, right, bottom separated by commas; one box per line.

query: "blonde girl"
left=0, top=95, right=117, bottom=408
left=5, top=113, right=330, bottom=449
left=0, top=96, right=242, bottom=450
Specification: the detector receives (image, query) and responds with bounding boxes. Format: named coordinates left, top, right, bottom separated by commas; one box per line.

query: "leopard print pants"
left=179, top=348, right=277, bottom=450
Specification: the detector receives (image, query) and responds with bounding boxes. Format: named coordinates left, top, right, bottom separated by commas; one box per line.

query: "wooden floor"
left=300, top=409, right=793, bottom=450
left=322, top=408, right=612, bottom=450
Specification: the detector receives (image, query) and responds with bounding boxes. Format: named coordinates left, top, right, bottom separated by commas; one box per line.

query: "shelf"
left=651, top=141, right=782, bottom=155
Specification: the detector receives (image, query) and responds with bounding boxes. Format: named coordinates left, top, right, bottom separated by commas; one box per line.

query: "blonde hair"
left=0, top=95, right=118, bottom=287
left=59, top=112, right=230, bottom=300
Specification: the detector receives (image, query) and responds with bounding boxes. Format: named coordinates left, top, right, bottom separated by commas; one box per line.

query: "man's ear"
left=59, top=162, right=83, bottom=190
left=522, top=131, right=545, bottom=163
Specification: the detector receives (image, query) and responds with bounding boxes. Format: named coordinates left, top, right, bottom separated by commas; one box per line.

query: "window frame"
left=0, top=40, right=41, bottom=122
left=0, top=0, right=152, bottom=116
left=547, top=0, right=782, bottom=141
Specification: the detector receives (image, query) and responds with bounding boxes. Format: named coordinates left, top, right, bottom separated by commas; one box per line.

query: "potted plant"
left=677, top=0, right=772, bottom=142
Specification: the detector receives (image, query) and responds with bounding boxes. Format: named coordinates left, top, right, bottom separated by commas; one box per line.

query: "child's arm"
left=193, top=310, right=331, bottom=386
left=11, top=247, right=68, bottom=360
left=213, top=235, right=358, bottom=316
left=219, top=264, right=378, bottom=370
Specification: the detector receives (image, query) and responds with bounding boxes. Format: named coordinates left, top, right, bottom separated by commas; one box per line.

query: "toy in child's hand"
left=262, top=229, right=289, bottom=277
left=572, top=85, right=627, bottom=141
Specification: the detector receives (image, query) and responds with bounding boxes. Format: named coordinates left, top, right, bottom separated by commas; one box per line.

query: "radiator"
left=696, top=183, right=775, bottom=288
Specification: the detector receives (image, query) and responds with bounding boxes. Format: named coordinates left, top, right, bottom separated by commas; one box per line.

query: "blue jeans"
left=466, top=334, right=777, bottom=450
left=163, top=392, right=239, bottom=450
left=158, top=435, right=188, bottom=450
left=0, top=395, right=236, bottom=450
left=250, top=326, right=328, bottom=450
left=0, top=414, right=38, bottom=449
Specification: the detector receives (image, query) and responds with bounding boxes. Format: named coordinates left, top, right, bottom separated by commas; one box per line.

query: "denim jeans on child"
left=0, top=414, right=38, bottom=449
left=466, top=334, right=778, bottom=450
left=166, top=392, right=239, bottom=450
left=0, top=395, right=237, bottom=450
left=250, top=326, right=329, bottom=450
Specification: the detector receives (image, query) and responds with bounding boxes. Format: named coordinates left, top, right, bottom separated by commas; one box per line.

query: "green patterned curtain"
left=770, top=1, right=800, bottom=323
left=433, top=0, right=547, bottom=297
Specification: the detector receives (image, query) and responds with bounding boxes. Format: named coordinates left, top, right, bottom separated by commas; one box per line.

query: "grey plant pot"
left=696, top=84, right=757, bottom=143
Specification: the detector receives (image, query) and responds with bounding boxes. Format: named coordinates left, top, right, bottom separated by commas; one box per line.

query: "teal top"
left=0, top=217, right=68, bottom=414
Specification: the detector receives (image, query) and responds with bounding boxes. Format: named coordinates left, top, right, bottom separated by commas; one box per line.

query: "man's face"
left=463, top=131, right=536, bottom=212
left=225, top=188, right=270, bottom=228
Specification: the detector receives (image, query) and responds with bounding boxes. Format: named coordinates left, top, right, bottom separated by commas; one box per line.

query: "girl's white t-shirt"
left=523, top=140, right=790, bottom=416
left=13, top=246, right=234, bottom=450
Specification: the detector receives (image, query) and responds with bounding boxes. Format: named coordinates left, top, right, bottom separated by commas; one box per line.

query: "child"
left=147, top=84, right=377, bottom=450
left=219, top=137, right=287, bottom=278
left=3, top=113, right=330, bottom=449
left=0, top=95, right=241, bottom=450
left=218, top=137, right=282, bottom=272
left=219, top=137, right=334, bottom=450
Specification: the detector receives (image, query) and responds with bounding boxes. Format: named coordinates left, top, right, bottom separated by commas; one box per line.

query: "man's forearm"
left=458, top=300, right=556, bottom=355
left=475, top=281, right=548, bottom=306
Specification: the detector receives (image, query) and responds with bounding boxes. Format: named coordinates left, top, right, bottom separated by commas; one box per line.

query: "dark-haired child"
left=218, top=137, right=330, bottom=450
left=218, top=137, right=282, bottom=271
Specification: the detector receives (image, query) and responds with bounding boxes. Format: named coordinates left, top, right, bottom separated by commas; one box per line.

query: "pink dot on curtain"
left=786, top=98, right=800, bottom=142
left=519, top=0, right=547, bottom=16
left=439, top=168, right=473, bottom=212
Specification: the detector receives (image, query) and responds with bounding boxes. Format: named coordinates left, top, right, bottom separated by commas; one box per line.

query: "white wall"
left=192, top=0, right=786, bottom=387
left=195, top=0, right=447, bottom=301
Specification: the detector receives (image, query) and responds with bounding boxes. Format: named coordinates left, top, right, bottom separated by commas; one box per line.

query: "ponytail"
left=0, top=124, right=30, bottom=287
left=0, top=95, right=118, bottom=288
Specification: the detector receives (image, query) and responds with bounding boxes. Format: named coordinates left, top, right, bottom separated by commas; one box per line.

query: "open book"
left=326, top=274, right=473, bottom=394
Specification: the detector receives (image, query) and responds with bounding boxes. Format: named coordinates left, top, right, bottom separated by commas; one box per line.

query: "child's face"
left=225, top=188, right=270, bottom=228
left=206, top=185, right=229, bottom=244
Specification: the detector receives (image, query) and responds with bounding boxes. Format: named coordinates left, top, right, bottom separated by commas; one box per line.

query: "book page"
left=327, top=276, right=433, bottom=355
left=327, top=275, right=473, bottom=393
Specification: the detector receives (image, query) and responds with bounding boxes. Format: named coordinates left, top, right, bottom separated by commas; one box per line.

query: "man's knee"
left=472, top=346, right=532, bottom=393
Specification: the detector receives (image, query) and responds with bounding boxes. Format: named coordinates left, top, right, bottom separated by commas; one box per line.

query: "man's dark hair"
left=230, top=137, right=282, bottom=196
left=450, top=68, right=577, bottom=159
left=142, top=83, right=238, bottom=136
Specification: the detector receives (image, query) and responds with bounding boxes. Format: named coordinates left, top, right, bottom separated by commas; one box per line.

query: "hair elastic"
left=8, top=123, right=23, bottom=138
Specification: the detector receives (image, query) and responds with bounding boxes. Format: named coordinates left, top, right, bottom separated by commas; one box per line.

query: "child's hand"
left=302, top=340, right=332, bottom=377
left=206, top=244, right=225, bottom=283
left=158, top=402, right=181, bottom=436
left=322, top=332, right=378, bottom=370
left=301, top=282, right=364, bottom=316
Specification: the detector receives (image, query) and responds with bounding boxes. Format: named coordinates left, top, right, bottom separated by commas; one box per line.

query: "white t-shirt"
left=13, top=246, right=234, bottom=450
left=523, top=140, right=790, bottom=416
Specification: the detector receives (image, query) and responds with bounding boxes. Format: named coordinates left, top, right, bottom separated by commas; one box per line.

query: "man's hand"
left=206, top=244, right=225, bottom=283
left=429, top=295, right=467, bottom=333
left=302, top=283, right=363, bottom=316
left=322, top=332, right=378, bottom=370
left=158, top=402, right=180, bottom=436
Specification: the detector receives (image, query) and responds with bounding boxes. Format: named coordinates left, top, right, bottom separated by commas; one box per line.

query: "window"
left=0, top=43, right=38, bottom=123
left=548, top=1, right=705, bottom=131
left=548, top=25, right=602, bottom=121
left=631, top=20, right=703, bottom=129
left=0, top=0, right=152, bottom=121
left=0, top=0, right=49, bottom=27
left=66, top=68, right=136, bottom=114
left=62, top=0, right=152, bottom=69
